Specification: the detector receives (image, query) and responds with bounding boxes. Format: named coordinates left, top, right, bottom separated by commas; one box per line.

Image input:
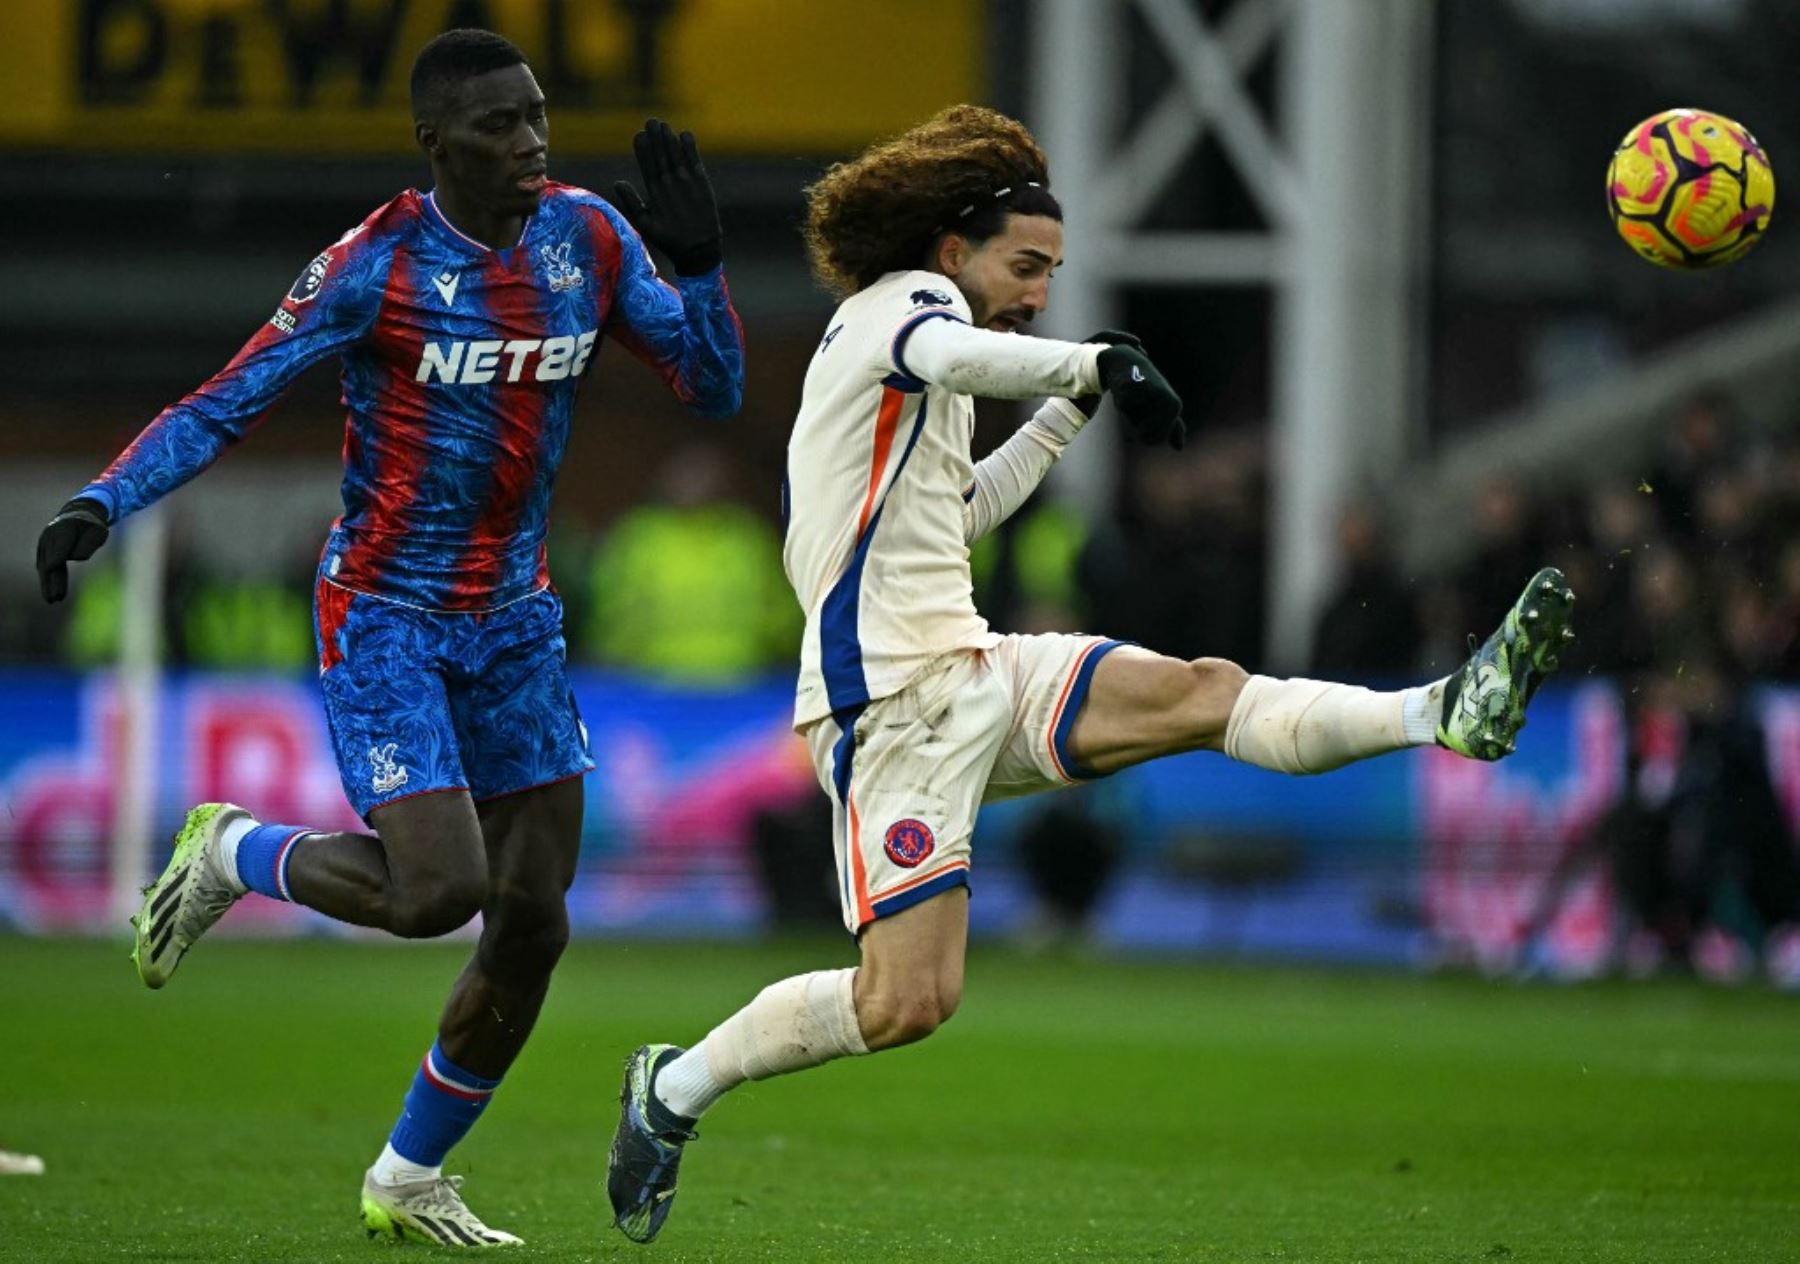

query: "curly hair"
left=803, top=105, right=1059, bottom=299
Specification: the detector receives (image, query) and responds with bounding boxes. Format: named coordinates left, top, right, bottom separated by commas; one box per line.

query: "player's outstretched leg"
left=1065, top=567, right=1577, bottom=780
left=360, top=1170, right=522, bottom=1248
left=130, top=803, right=253, bottom=988
left=607, top=1044, right=698, bottom=1244
left=1435, top=566, right=1576, bottom=760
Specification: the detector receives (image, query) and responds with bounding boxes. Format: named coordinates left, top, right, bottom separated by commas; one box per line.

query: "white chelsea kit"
left=783, top=269, right=1127, bottom=932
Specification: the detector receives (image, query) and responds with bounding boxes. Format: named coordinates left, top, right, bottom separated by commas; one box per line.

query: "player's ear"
left=415, top=120, right=440, bottom=157
left=935, top=232, right=967, bottom=278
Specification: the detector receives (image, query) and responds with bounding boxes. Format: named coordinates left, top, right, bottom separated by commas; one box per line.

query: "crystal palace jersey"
left=78, top=184, right=744, bottom=612
left=785, top=271, right=1001, bottom=729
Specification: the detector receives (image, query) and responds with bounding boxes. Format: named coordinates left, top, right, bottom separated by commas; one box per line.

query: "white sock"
left=216, top=815, right=257, bottom=896
left=654, top=1046, right=725, bottom=1120
left=369, top=1142, right=440, bottom=1188
left=1225, top=675, right=1438, bottom=775
left=654, top=969, right=867, bottom=1120
left=1400, top=679, right=1448, bottom=745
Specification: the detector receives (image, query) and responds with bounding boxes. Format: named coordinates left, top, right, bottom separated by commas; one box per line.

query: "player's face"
left=429, top=64, right=550, bottom=217
left=941, top=214, right=1063, bottom=332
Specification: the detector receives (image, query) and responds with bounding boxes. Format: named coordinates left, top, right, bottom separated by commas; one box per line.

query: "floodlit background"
left=1, top=0, right=1797, bottom=981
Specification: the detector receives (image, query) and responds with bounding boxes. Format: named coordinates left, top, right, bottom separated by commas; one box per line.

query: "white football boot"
left=361, top=1171, right=523, bottom=1248
left=130, top=802, right=252, bottom=989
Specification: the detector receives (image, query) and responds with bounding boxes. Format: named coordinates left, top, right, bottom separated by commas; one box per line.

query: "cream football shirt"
left=785, top=269, right=1101, bottom=728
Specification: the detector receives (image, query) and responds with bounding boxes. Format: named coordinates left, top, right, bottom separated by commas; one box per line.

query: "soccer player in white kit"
left=606, top=106, right=1576, bottom=1243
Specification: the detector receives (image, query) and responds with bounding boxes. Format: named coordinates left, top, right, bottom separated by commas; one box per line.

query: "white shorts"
left=802, top=634, right=1125, bottom=934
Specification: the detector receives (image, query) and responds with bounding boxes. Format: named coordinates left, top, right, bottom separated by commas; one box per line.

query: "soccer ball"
left=1606, top=108, right=1774, bottom=269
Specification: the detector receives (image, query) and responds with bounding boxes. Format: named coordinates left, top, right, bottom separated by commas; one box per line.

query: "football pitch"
left=2, top=937, right=1796, bottom=1263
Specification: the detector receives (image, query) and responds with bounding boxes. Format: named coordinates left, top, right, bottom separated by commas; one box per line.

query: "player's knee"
left=925, top=975, right=964, bottom=1033
left=1183, top=657, right=1249, bottom=749
left=389, top=872, right=487, bottom=939
left=861, top=976, right=961, bottom=1049
left=879, top=995, right=951, bottom=1047
left=480, top=886, right=570, bottom=979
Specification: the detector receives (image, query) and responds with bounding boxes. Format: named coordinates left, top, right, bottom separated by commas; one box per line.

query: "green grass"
left=2, top=937, right=1797, bottom=1262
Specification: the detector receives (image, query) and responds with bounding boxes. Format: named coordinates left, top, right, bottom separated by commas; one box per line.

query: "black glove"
left=1075, top=329, right=1142, bottom=418
left=1097, top=343, right=1186, bottom=450
left=37, top=497, right=110, bottom=604
left=612, top=118, right=723, bottom=277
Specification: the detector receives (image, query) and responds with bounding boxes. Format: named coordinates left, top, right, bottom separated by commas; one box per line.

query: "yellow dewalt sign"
left=0, top=0, right=982, bottom=155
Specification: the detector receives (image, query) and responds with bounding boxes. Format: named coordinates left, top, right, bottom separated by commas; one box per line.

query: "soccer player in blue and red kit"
left=33, top=29, right=743, bottom=1248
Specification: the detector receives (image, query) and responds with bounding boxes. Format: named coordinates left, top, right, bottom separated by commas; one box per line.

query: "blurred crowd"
left=1324, top=391, right=1800, bottom=984
left=1476, top=392, right=1800, bottom=983
left=1430, top=391, right=1800, bottom=687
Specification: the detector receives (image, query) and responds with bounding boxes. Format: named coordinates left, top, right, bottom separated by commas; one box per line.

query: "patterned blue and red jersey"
left=77, top=183, right=745, bottom=612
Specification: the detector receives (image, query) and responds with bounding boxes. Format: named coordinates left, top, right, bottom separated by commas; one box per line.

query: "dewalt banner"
left=0, top=0, right=982, bottom=155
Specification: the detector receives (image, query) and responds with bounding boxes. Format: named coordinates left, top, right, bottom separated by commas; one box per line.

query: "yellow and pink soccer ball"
left=1606, top=108, right=1774, bottom=269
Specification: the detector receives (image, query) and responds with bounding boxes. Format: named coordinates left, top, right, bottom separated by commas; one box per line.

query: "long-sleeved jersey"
left=78, top=183, right=744, bottom=612
left=784, top=269, right=1100, bottom=729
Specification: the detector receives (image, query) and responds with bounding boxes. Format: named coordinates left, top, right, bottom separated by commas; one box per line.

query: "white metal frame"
left=1032, top=0, right=1433, bottom=668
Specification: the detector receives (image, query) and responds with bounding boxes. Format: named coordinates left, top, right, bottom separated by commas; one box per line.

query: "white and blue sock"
left=372, top=1041, right=502, bottom=1185
left=224, top=822, right=311, bottom=901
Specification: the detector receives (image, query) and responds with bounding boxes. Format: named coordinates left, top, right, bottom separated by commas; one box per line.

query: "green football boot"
left=606, top=1044, right=697, bottom=1244
left=1436, top=567, right=1576, bottom=761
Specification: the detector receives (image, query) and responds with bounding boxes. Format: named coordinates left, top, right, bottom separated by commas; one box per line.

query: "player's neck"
left=430, top=186, right=528, bottom=251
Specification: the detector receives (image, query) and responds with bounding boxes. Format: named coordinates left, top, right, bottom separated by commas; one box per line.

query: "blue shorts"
left=314, top=579, right=595, bottom=821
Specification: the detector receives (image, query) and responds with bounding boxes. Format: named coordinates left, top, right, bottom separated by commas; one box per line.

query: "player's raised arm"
left=902, top=313, right=1186, bottom=450
left=875, top=285, right=1187, bottom=545
left=36, top=227, right=391, bottom=602
left=960, top=329, right=1159, bottom=543
left=898, top=306, right=1098, bottom=400
left=599, top=119, right=745, bottom=417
